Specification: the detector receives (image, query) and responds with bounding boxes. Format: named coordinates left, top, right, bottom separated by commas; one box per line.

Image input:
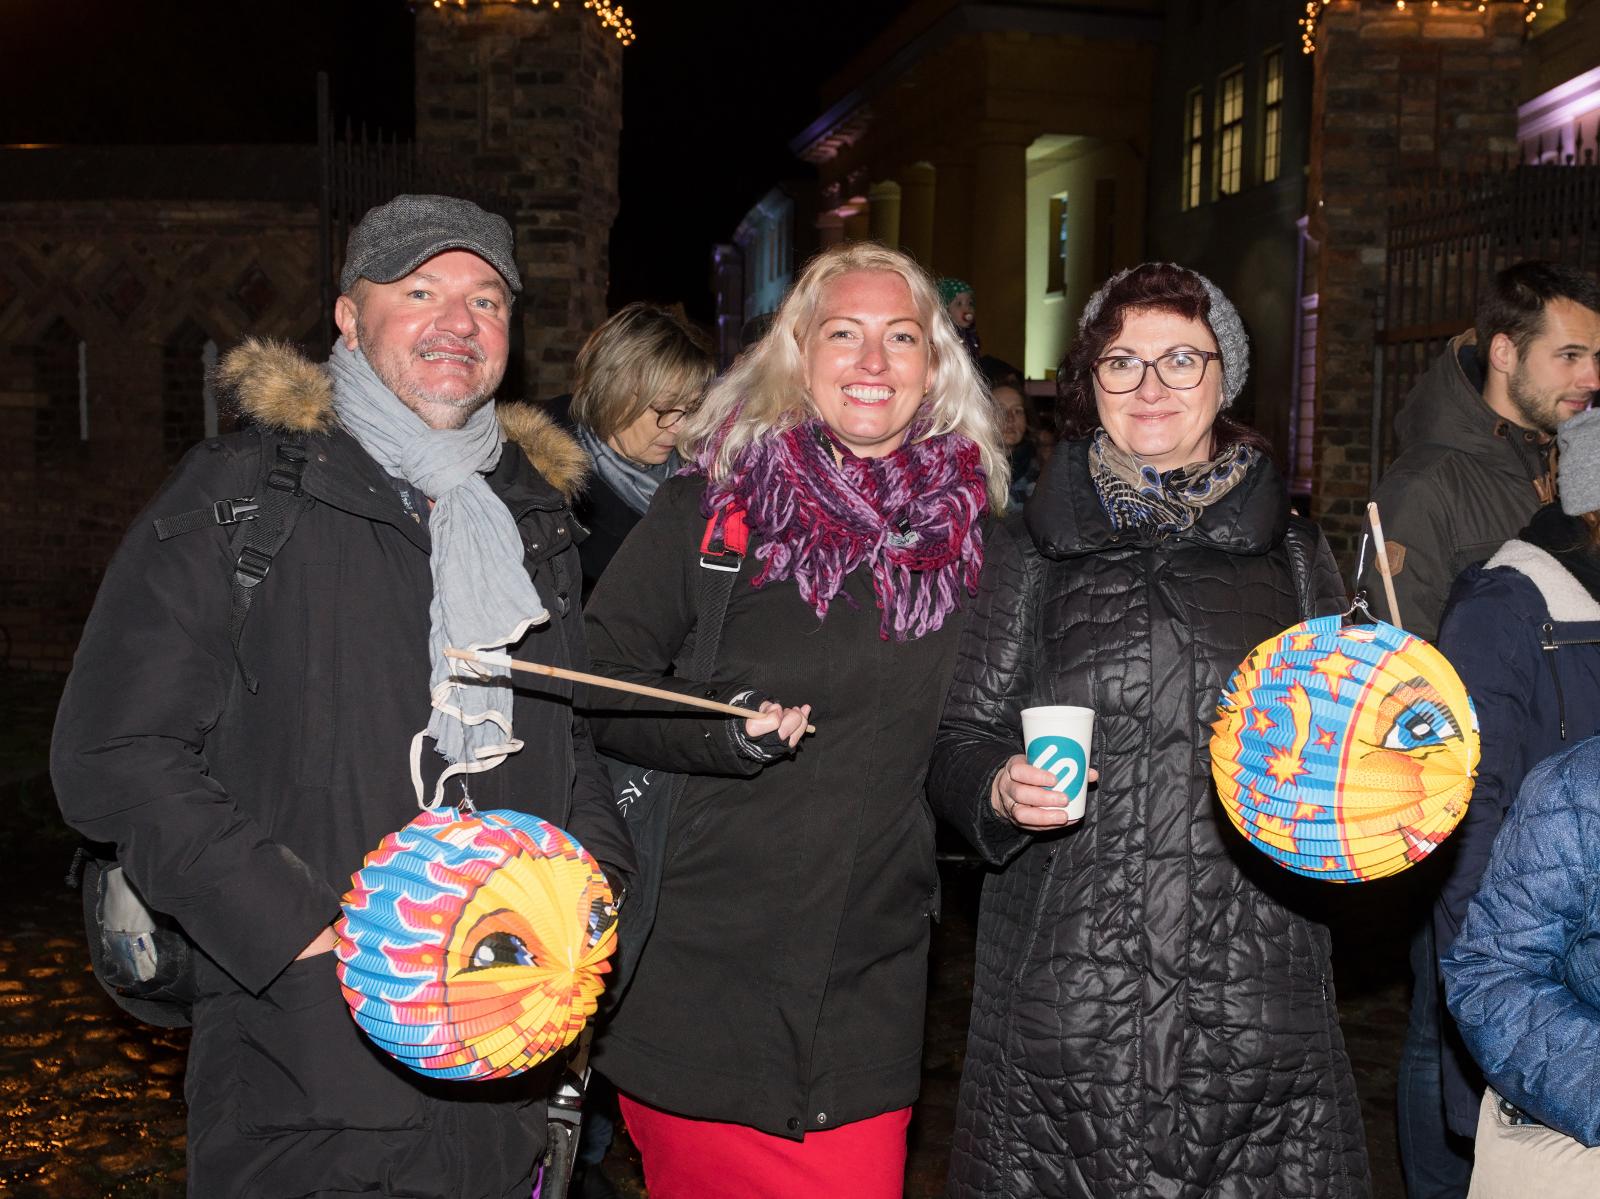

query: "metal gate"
left=313, top=74, right=517, bottom=367
left=1375, top=158, right=1600, bottom=478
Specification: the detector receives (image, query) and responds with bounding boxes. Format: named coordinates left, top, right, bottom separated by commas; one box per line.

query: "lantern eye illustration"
left=467, top=927, right=535, bottom=972
left=1210, top=615, right=1479, bottom=883
left=1374, top=677, right=1461, bottom=753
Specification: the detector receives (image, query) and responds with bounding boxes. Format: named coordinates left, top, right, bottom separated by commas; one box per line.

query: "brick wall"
left=0, top=201, right=319, bottom=671
left=415, top=4, right=623, bottom=402
left=1307, top=1, right=1524, bottom=559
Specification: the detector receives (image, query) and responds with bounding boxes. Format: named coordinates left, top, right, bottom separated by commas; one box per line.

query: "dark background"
left=2, top=0, right=907, bottom=323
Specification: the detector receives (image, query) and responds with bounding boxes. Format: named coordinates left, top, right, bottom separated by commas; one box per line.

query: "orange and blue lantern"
left=1210, top=615, right=1478, bottom=883
left=334, top=807, right=617, bottom=1080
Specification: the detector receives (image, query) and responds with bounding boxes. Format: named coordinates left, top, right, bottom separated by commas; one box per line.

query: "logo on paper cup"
left=1027, top=736, right=1087, bottom=801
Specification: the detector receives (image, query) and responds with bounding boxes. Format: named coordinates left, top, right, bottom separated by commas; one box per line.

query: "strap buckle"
left=235, top=545, right=274, bottom=587
left=699, top=508, right=749, bottom=572
left=212, top=498, right=260, bottom=526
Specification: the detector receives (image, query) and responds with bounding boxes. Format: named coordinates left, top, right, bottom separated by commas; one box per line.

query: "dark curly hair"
left=1056, top=263, right=1269, bottom=456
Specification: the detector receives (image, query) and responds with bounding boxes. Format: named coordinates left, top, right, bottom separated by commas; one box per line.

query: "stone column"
left=868, top=181, right=902, bottom=248
left=1306, top=0, right=1523, bottom=558
left=415, top=3, right=623, bottom=399
left=842, top=195, right=872, bottom=243
left=971, top=131, right=1030, bottom=370
left=899, top=161, right=936, bottom=268
left=816, top=210, right=846, bottom=250
left=930, top=153, right=974, bottom=282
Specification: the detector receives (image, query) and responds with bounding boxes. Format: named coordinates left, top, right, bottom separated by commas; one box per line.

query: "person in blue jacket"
left=1431, top=407, right=1600, bottom=1142
left=1442, top=735, right=1600, bottom=1193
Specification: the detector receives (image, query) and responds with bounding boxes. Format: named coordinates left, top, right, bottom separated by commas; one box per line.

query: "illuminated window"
left=1182, top=88, right=1204, bottom=211
left=1047, top=194, right=1069, bottom=295
left=1216, top=67, right=1245, bottom=197
left=1263, top=49, right=1284, bottom=184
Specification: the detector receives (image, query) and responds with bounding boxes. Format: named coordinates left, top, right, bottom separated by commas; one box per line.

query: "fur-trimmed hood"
left=215, top=338, right=589, bottom=499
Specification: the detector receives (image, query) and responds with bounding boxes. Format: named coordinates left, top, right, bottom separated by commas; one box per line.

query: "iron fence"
left=314, top=73, right=516, bottom=359
left=1375, top=153, right=1600, bottom=476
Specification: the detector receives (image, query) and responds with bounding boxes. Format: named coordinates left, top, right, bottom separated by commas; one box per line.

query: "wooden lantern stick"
left=1365, top=501, right=1405, bottom=632
left=443, top=647, right=817, bottom=735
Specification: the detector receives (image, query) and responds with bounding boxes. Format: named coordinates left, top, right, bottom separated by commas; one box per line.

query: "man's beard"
left=1506, top=360, right=1588, bottom=435
left=357, top=321, right=505, bottom=430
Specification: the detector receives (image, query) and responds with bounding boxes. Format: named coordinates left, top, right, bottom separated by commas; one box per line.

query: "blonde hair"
left=678, top=242, right=1010, bottom=512
left=570, top=303, right=715, bottom=441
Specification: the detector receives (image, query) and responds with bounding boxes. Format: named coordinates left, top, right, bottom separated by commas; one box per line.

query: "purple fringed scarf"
left=701, top=419, right=989, bottom=640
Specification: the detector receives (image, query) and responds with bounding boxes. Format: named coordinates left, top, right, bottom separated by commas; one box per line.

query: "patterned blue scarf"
left=1088, top=427, right=1256, bottom=534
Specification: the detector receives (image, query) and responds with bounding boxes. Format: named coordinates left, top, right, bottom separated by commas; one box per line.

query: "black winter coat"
left=1359, top=332, right=1549, bottom=642
left=930, top=441, right=1371, bottom=1199
left=584, top=475, right=969, bottom=1139
left=51, top=340, right=635, bottom=1195
left=543, top=392, right=649, bottom=599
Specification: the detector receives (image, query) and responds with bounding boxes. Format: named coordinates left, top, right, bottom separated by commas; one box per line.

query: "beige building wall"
left=1023, top=135, right=1146, bottom=380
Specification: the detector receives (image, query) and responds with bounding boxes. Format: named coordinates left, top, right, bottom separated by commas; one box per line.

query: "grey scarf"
left=574, top=421, right=676, bottom=516
left=328, top=342, right=547, bottom=804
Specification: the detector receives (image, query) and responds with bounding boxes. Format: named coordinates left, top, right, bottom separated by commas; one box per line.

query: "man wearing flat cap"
left=53, top=195, right=635, bottom=1196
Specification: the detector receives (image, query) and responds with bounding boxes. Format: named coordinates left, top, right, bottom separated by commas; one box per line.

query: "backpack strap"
left=691, top=506, right=746, bottom=669
left=698, top=507, right=749, bottom=574
left=149, top=428, right=315, bottom=692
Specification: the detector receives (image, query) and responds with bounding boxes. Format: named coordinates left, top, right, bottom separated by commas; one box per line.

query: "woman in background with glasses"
left=929, top=262, right=1372, bottom=1197
left=547, top=302, right=716, bottom=599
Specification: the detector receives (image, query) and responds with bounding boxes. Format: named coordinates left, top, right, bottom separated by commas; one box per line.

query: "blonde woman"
left=583, top=242, right=1006, bottom=1199
left=547, top=302, right=715, bottom=596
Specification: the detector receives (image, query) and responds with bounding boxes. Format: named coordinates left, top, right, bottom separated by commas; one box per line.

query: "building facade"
left=0, top=4, right=624, bottom=671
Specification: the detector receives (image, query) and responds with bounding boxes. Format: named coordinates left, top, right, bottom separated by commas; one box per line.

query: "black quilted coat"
left=930, top=440, right=1372, bottom=1199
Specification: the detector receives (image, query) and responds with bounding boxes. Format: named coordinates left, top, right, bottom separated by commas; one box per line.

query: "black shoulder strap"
left=228, top=432, right=313, bottom=691
left=150, top=428, right=315, bottom=692
left=689, top=512, right=743, bottom=675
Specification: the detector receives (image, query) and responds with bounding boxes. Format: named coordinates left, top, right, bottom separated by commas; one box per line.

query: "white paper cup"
left=1021, top=705, right=1095, bottom=820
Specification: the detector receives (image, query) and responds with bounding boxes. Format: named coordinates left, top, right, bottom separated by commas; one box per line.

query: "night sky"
left=3, top=0, right=907, bottom=322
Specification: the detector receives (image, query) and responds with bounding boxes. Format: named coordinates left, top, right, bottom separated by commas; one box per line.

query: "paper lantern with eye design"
left=334, top=807, right=616, bottom=1080
left=1210, top=615, right=1479, bottom=883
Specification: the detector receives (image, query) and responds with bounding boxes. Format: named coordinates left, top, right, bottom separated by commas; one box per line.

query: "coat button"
left=816, top=1112, right=827, bottom=1125
left=787, top=1118, right=800, bottom=1132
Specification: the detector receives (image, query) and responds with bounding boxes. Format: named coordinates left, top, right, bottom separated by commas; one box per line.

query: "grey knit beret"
left=1078, top=263, right=1249, bottom=404
left=1558, top=406, right=1600, bottom=516
left=341, top=194, right=522, bottom=294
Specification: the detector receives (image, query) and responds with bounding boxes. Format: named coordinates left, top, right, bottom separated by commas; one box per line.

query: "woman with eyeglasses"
left=929, top=263, right=1372, bottom=1197
left=548, top=302, right=716, bottom=599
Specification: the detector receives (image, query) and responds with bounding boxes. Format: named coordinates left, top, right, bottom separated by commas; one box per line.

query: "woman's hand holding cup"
left=991, top=756, right=1099, bottom=828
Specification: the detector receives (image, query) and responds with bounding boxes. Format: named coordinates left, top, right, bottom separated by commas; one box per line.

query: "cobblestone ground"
left=2, top=841, right=1411, bottom=1199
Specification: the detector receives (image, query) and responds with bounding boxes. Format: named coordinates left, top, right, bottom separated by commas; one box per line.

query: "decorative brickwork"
left=0, top=201, right=319, bottom=670
left=415, top=4, right=623, bottom=400
left=1307, top=1, right=1524, bottom=558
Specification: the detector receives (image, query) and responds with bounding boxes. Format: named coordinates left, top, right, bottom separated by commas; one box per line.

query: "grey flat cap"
left=340, top=194, right=522, bottom=294
left=1558, top=405, right=1600, bottom=516
left=1079, top=263, right=1250, bottom=404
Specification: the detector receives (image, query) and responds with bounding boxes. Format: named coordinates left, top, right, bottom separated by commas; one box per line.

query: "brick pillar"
left=414, top=3, right=623, bottom=400
left=1307, top=0, right=1524, bottom=559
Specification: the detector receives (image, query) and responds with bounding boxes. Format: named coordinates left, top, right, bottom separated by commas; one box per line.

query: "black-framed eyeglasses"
left=1092, top=350, right=1222, bottom=394
left=649, top=404, right=698, bottom=428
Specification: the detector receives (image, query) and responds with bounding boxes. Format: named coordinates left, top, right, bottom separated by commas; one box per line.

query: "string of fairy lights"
left=1299, top=0, right=1543, bottom=53
left=424, top=0, right=636, bottom=46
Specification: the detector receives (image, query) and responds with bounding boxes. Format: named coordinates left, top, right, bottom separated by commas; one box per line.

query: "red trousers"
left=618, top=1092, right=912, bottom=1199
